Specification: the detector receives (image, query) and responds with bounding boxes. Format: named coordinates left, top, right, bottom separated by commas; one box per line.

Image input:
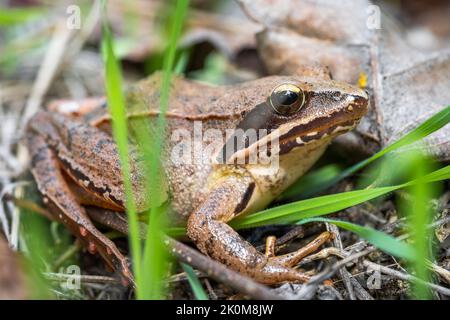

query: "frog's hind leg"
left=26, top=131, right=134, bottom=286
left=264, top=232, right=333, bottom=268
left=187, top=175, right=331, bottom=285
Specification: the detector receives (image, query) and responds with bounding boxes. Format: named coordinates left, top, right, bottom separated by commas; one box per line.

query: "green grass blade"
left=232, top=165, right=450, bottom=229
left=288, top=105, right=450, bottom=197
left=20, top=210, right=54, bottom=299
left=0, top=6, right=45, bottom=25
left=101, top=3, right=142, bottom=291
left=398, top=152, right=438, bottom=299
left=298, top=218, right=417, bottom=262
left=141, top=0, right=189, bottom=299
left=233, top=185, right=400, bottom=228
left=181, top=263, right=209, bottom=300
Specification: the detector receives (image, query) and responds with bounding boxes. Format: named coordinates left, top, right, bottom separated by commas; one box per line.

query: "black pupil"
left=275, top=90, right=298, bottom=106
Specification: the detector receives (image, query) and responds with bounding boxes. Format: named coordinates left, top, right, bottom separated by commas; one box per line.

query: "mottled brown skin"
left=26, top=72, right=368, bottom=285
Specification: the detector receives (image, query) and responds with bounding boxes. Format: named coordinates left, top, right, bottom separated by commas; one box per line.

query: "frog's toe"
left=247, top=231, right=333, bottom=285
left=268, top=231, right=333, bottom=268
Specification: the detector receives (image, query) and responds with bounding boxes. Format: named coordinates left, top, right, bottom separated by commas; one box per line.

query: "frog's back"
left=125, top=71, right=306, bottom=118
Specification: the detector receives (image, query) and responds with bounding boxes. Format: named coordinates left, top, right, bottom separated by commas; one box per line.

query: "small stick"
left=20, top=22, right=73, bottom=128
left=44, top=272, right=120, bottom=285
left=363, top=260, right=450, bottom=297
left=169, top=270, right=203, bottom=283
left=349, top=277, right=374, bottom=300
left=166, top=237, right=282, bottom=300
left=255, top=225, right=305, bottom=252
left=309, top=249, right=376, bottom=286
left=4, top=193, right=54, bottom=221
left=204, top=278, right=218, bottom=300
left=326, top=223, right=356, bottom=300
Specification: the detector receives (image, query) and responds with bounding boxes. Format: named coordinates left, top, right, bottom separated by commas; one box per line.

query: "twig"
left=310, top=248, right=376, bottom=286
left=166, top=237, right=282, bottom=300
left=363, top=260, right=450, bottom=297
left=20, top=1, right=101, bottom=129
left=64, top=0, right=101, bottom=63
left=4, top=193, right=54, bottom=221
left=0, top=181, right=29, bottom=247
left=255, top=225, right=305, bottom=252
left=430, top=263, right=450, bottom=285
left=326, top=223, right=356, bottom=300
left=289, top=248, right=375, bottom=300
left=0, top=188, right=11, bottom=243
left=204, top=278, right=218, bottom=300
left=20, top=22, right=73, bottom=129
left=7, top=199, right=20, bottom=250
left=350, top=277, right=374, bottom=300
left=44, top=272, right=120, bottom=285
left=169, top=270, right=203, bottom=283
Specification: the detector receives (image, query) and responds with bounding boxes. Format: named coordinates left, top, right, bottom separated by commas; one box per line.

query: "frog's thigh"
left=26, top=133, right=133, bottom=284
left=187, top=175, right=312, bottom=285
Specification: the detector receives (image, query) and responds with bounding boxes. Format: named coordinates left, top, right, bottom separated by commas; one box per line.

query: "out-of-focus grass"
left=140, top=0, right=189, bottom=300
left=0, top=6, right=46, bottom=25
left=20, top=191, right=75, bottom=299
left=102, top=0, right=189, bottom=299
left=0, top=6, right=47, bottom=74
left=181, top=263, right=208, bottom=300
left=232, top=165, right=449, bottom=229
left=398, top=151, right=438, bottom=299
left=102, top=1, right=143, bottom=293
left=20, top=210, right=53, bottom=299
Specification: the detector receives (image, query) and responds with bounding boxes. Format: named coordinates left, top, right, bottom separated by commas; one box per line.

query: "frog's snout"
left=353, top=87, right=369, bottom=101
left=345, top=87, right=369, bottom=118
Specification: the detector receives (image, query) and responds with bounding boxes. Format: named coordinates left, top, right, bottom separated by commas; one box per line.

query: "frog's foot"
left=264, top=232, right=333, bottom=267
left=187, top=176, right=332, bottom=285
left=25, top=131, right=134, bottom=286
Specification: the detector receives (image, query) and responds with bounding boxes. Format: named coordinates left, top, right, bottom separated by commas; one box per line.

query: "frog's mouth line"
left=278, top=116, right=360, bottom=155
left=217, top=94, right=367, bottom=164
left=277, top=97, right=368, bottom=155
left=221, top=116, right=360, bottom=165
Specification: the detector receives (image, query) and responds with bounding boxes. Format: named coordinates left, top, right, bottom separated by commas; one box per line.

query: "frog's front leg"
left=187, top=175, right=331, bottom=285
left=25, top=131, right=133, bottom=285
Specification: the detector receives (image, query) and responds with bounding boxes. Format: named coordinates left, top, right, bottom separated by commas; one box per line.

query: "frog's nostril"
left=359, top=89, right=369, bottom=100
left=351, top=95, right=369, bottom=111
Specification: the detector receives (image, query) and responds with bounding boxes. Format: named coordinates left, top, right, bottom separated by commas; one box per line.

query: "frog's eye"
left=269, top=84, right=305, bottom=115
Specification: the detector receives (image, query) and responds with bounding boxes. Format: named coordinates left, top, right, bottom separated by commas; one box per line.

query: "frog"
left=25, top=70, right=368, bottom=285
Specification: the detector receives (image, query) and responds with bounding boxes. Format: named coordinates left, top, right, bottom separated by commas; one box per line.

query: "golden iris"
left=269, top=84, right=305, bottom=115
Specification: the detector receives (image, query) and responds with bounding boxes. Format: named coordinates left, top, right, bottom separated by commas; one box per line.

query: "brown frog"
left=25, top=71, right=368, bottom=285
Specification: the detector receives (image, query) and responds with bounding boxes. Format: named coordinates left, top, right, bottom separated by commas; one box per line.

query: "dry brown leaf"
left=239, top=0, right=450, bottom=159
